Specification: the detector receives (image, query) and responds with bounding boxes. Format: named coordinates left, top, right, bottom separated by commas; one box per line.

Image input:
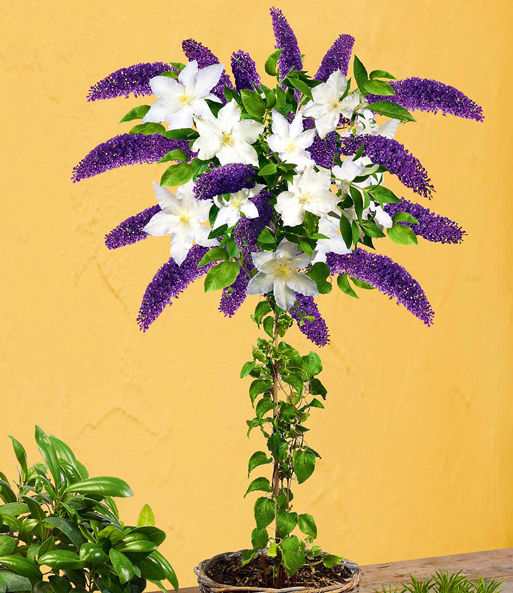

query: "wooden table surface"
left=177, top=548, right=513, bottom=593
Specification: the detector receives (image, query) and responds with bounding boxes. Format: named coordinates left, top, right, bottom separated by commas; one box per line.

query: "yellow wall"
left=1, top=0, right=512, bottom=586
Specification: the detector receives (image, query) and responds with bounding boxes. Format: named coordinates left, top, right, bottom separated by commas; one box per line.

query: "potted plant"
left=72, top=6, right=483, bottom=592
left=0, top=427, right=178, bottom=593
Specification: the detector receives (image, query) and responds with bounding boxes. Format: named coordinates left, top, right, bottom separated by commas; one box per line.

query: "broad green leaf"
left=353, top=55, right=368, bottom=93
left=249, top=379, right=272, bottom=404
left=138, top=503, right=155, bottom=527
left=277, top=509, right=297, bottom=538
left=109, top=549, right=135, bottom=585
left=253, top=301, right=271, bottom=324
left=198, top=247, right=228, bottom=268
left=265, top=48, right=283, bottom=77
left=369, top=69, right=396, bottom=80
left=258, top=228, right=276, bottom=245
left=369, top=185, right=401, bottom=204
left=322, top=554, right=344, bottom=568
left=0, top=480, right=16, bottom=503
left=370, top=101, right=416, bottom=122
left=393, top=212, right=419, bottom=225
left=240, top=361, right=257, bottom=379
left=151, top=551, right=179, bottom=592
left=387, top=224, right=418, bottom=245
left=248, top=452, right=272, bottom=476
left=8, top=437, right=27, bottom=477
left=255, top=398, right=276, bottom=421
left=309, top=398, right=325, bottom=409
left=38, top=551, right=83, bottom=570
left=337, top=273, right=359, bottom=298
left=282, top=372, right=303, bottom=395
left=0, top=536, right=16, bottom=555
left=158, top=149, right=189, bottom=164
left=339, top=215, right=352, bottom=248
left=245, top=477, right=272, bottom=497
left=0, top=556, right=42, bottom=580
left=251, top=528, right=269, bottom=550
left=307, top=262, right=332, bottom=294
left=128, top=526, right=166, bottom=546
left=64, top=477, right=133, bottom=498
left=0, top=571, right=32, bottom=592
left=293, top=450, right=316, bottom=484
left=258, top=163, right=277, bottom=176
left=363, top=79, right=395, bottom=96
left=79, top=543, right=107, bottom=564
left=254, top=497, right=275, bottom=529
left=351, top=277, right=375, bottom=290
left=128, top=122, right=166, bottom=136
left=164, top=128, right=199, bottom=141
left=298, top=513, right=317, bottom=538
left=44, top=517, right=86, bottom=549
left=35, top=427, right=61, bottom=488
left=48, top=575, right=71, bottom=593
left=116, top=539, right=157, bottom=554
left=0, top=503, right=28, bottom=517
left=139, top=555, right=166, bottom=581
left=158, top=70, right=179, bottom=79
left=160, top=162, right=194, bottom=187
left=48, top=436, right=89, bottom=480
left=263, top=316, right=274, bottom=338
left=301, top=352, right=323, bottom=379
left=119, top=105, right=150, bottom=123
left=280, top=535, right=305, bottom=577
left=240, top=89, right=266, bottom=118
left=204, top=261, right=240, bottom=292
left=351, top=220, right=360, bottom=245
left=360, top=220, right=386, bottom=239
left=289, top=77, right=312, bottom=100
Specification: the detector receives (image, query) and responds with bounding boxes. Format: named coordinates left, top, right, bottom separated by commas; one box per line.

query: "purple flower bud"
left=137, top=245, right=211, bottom=331
left=270, top=7, right=303, bottom=76
left=290, top=295, right=330, bottom=347
left=105, top=205, right=160, bottom=250
left=315, top=34, right=355, bottom=81
left=327, top=249, right=434, bottom=326
left=182, top=38, right=233, bottom=99
left=219, top=266, right=252, bottom=317
left=233, top=191, right=273, bottom=254
left=304, top=118, right=339, bottom=168
left=368, top=77, right=484, bottom=122
left=384, top=198, right=466, bottom=244
left=87, top=62, right=174, bottom=101
left=340, top=134, right=434, bottom=197
left=194, top=163, right=256, bottom=201
left=231, top=50, right=261, bottom=92
left=72, top=134, right=194, bottom=183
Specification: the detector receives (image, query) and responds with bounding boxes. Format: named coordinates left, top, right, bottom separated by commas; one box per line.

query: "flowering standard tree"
left=73, top=7, right=483, bottom=592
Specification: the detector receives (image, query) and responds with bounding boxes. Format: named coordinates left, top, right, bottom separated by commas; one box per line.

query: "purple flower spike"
left=234, top=191, right=273, bottom=253
left=72, top=134, right=194, bottom=183
left=384, top=198, right=466, bottom=244
left=137, top=245, right=211, bottom=331
left=182, top=38, right=233, bottom=99
left=327, top=250, right=434, bottom=326
left=194, top=164, right=256, bottom=201
left=290, top=295, right=330, bottom=347
left=270, top=7, right=303, bottom=76
left=219, top=267, right=252, bottom=317
left=304, top=118, right=339, bottom=168
left=231, top=50, right=261, bottom=92
left=315, top=34, right=355, bottom=81
left=340, top=135, right=434, bottom=197
left=87, top=62, right=174, bottom=101
left=367, top=78, right=484, bottom=122
left=105, top=205, right=160, bottom=250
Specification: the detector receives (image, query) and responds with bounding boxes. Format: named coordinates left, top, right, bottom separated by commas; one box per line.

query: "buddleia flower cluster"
left=73, top=6, right=483, bottom=587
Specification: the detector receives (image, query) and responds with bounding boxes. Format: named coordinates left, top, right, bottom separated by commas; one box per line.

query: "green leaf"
left=289, top=77, right=312, bottom=100
left=240, top=361, right=257, bottom=379
left=35, top=426, right=61, bottom=488
left=361, top=220, right=386, bottom=239
left=151, top=551, right=179, bottom=592
left=240, top=89, right=266, bottom=118
left=370, top=101, right=416, bottom=122
left=47, top=576, right=71, bottom=593
left=393, top=212, right=419, bottom=225
left=119, top=105, right=150, bottom=123
left=322, top=554, right=344, bottom=568
left=351, top=277, right=375, bottom=290
left=293, top=450, right=316, bottom=484
left=44, top=517, right=85, bottom=549
left=8, top=437, right=27, bottom=477
left=38, top=550, right=83, bottom=570
left=164, top=128, right=199, bottom=141
left=265, top=48, right=283, bottom=77
left=160, top=162, right=194, bottom=187
left=0, top=536, right=16, bottom=555
left=353, top=55, right=368, bottom=93
left=198, top=247, right=228, bottom=267
left=109, top=549, right=135, bottom=585
left=339, top=215, right=352, bottom=248
left=309, top=398, right=325, bottom=409
left=258, top=227, right=276, bottom=245
left=258, top=163, right=277, bottom=176
left=370, top=69, right=396, bottom=80
left=64, top=476, right=133, bottom=498
left=116, top=538, right=157, bottom=554
left=255, top=398, right=276, bottom=421
left=249, top=380, right=272, bottom=404
left=204, top=261, right=240, bottom=292
left=129, top=526, right=166, bottom=546
left=129, top=122, right=166, bottom=136
left=79, top=543, right=108, bottom=564
left=282, top=372, right=303, bottom=395
left=49, top=436, right=88, bottom=480
left=0, top=557, right=41, bottom=581
left=158, top=70, right=179, bottom=79
left=337, top=273, right=359, bottom=298
left=277, top=509, right=297, bottom=538
left=350, top=187, right=363, bottom=220
left=158, top=149, right=189, bottom=164
left=140, top=555, right=166, bottom=581
left=0, top=570, right=32, bottom=592
left=306, top=262, right=332, bottom=294
left=254, top=497, right=275, bottom=529
left=245, top=477, right=272, bottom=498
left=248, top=452, right=272, bottom=476
left=280, top=535, right=305, bottom=577
left=0, top=503, right=28, bottom=517
left=263, top=316, right=274, bottom=338
left=137, top=503, right=155, bottom=527
left=301, top=352, right=322, bottom=379
left=369, top=185, right=401, bottom=204
left=298, top=514, right=317, bottom=538
left=251, top=528, right=268, bottom=550
left=351, top=220, right=360, bottom=245
left=363, top=79, right=395, bottom=96
left=254, top=301, right=271, bottom=324
left=387, top=224, right=418, bottom=245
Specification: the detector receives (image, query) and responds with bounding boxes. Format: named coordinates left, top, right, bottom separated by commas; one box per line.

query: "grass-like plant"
left=374, top=571, right=504, bottom=593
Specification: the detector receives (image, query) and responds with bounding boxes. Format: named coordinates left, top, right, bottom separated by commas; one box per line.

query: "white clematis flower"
left=275, top=167, right=339, bottom=227
left=191, top=100, right=264, bottom=166
left=247, top=240, right=318, bottom=311
left=143, top=60, right=224, bottom=130
left=342, top=109, right=399, bottom=139
left=144, top=180, right=216, bottom=265
left=312, top=217, right=352, bottom=264
left=267, top=111, right=316, bottom=169
left=302, top=70, right=362, bottom=139
left=213, top=184, right=266, bottom=229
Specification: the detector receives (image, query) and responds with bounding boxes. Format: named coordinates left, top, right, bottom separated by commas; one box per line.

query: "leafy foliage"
left=374, top=571, right=503, bottom=593
left=0, top=428, right=178, bottom=593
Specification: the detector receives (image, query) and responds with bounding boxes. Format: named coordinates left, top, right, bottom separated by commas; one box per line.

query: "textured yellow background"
left=1, top=0, right=512, bottom=587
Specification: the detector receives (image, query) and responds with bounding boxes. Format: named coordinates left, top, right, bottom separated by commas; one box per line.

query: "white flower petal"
left=272, top=279, right=296, bottom=310
left=143, top=211, right=177, bottom=236
left=275, top=195, right=305, bottom=226
left=194, top=225, right=218, bottom=247
left=240, top=201, right=259, bottom=219
left=193, top=63, right=225, bottom=96
left=315, top=111, right=339, bottom=139
left=378, top=118, right=400, bottom=140
left=149, top=75, right=182, bottom=98
left=178, top=60, right=199, bottom=88
left=218, top=99, right=241, bottom=124
left=276, top=239, right=298, bottom=259
left=289, top=254, right=311, bottom=269
left=237, top=119, right=265, bottom=144
left=289, top=112, right=304, bottom=138
left=152, top=182, right=180, bottom=215
left=271, top=110, right=290, bottom=137
left=171, top=226, right=194, bottom=264
left=252, top=251, right=275, bottom=270
left=167, top=106, right=194, bottom=130
left=247, top=272, right=275, bottom=295
left=286, top=271, right=319, bottom=298
left=214, top=206, right=238, bottom=228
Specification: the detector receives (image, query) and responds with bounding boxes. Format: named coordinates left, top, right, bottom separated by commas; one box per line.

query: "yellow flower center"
left=232, top=198, right=242, bottom=209
left=179, top=213, right=190, bottom=223
left=331, top=100, right=340, bottom=110
left=179, top=93, right=193, bottom=105
left=298, top=192, right=311, bottom=205
left=285, top=142, right=296, bottom=153
left=277, top=264, right=292, bottom=278
left=221, top=132, right=235, bottom=147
